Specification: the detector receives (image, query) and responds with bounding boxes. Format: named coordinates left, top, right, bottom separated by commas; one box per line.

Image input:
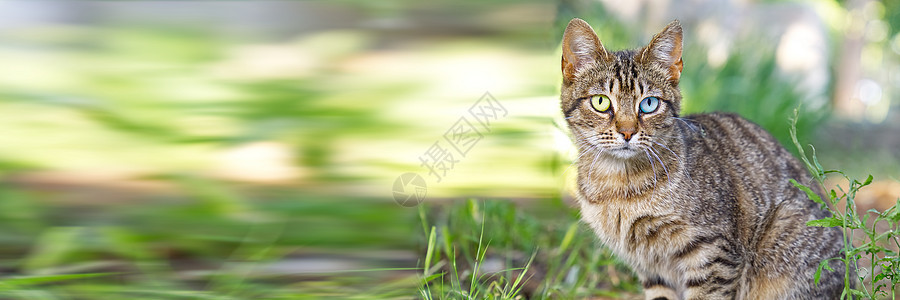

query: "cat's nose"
left=616, top=119, right=637, bottom=142
left=618, top=128, right=635, bottom=141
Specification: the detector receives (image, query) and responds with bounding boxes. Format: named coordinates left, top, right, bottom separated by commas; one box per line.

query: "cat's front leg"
left=644, top=286, right=679, bottom=300
left=680, top=269, right=740, bottom=300
left=642, top=276, right=679, bottom=300
left=673, top=236, right=743, bottom=299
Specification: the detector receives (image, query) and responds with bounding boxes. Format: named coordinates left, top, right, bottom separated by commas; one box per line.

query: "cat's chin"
left=606, top=147, right=641, bottom=159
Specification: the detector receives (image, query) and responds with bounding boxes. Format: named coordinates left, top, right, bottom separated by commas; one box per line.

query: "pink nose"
left=619, top=128, right=635, bottom=141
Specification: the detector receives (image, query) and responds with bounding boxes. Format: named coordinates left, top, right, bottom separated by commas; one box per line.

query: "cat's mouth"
left=608, top=144, right=641, bottom=159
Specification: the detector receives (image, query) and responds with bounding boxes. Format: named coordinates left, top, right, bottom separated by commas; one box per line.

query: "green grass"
left=790, top=110, right=900, bottom=299
left=0, top=179, right=421, bottom=299
left=416, top=199, right=638, bottom=299
left=0, top=187, right=642, bottom=299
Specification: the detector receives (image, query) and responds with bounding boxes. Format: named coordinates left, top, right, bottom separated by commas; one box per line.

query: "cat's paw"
left=644, top=285, right=679, bottom=300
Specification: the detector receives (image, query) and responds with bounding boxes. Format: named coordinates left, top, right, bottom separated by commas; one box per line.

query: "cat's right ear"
left=562, top=18, right=608, bottom=84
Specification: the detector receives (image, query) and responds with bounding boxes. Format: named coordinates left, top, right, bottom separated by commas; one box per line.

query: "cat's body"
left=560, top=19, right=844, bottom=299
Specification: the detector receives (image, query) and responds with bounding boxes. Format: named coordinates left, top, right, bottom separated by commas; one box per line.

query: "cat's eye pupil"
left=590, top=95, right=611, bottom=113
left=640, top=97, right=660, bottom=114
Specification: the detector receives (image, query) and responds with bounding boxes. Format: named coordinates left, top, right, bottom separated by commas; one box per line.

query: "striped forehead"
left=605, top=51, right=645, bottom=95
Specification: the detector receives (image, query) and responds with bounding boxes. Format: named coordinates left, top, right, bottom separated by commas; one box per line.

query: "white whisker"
left=643, top=149, right=658, bottom=185
left=650, top=140, right=681, bottom=161
left=586, top=145, right=604, bottom=184
left=649, top=140, right=695, bottom=185
left=563, top=138, right=599, bottom=176
left=674, top=117, right=701, bottom=133
left=646, top=147, right=670, bottom=184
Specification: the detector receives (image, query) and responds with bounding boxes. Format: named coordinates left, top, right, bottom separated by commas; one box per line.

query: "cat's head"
left=560, top=19, right=684, bottom=160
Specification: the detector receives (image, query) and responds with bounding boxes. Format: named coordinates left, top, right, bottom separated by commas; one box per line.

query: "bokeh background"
left=0, top=0, right=897, bottom=298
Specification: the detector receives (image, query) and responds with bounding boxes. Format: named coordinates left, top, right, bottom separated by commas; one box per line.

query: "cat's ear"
left=562, top=18, right=609, bottom=84
left=639, top=20, right=683, bottom=84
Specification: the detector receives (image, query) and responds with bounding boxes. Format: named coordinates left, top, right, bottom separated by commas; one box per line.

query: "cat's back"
left=678, top=112, right=844, bottom=298
left=678, top=112, right=824, bottom=218
left=681, top=112, right=808, bottom=190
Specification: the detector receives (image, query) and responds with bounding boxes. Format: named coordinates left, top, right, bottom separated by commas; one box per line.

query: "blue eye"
left=640, top=97, right=660, bottom=114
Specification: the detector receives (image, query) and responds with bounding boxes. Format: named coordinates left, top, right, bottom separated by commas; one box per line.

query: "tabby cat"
left=560, top=19, right=845, bottom=299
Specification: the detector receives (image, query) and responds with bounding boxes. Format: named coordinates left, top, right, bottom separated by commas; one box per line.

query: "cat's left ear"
left=639, top=20, right=683, bottom=84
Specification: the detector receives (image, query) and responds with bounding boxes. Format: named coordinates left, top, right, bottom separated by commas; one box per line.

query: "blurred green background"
left=0, top=0, right=897, bottom=298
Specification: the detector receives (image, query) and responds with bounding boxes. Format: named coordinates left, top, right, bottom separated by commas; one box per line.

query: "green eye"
left=589, top=95, right=611, bottom=112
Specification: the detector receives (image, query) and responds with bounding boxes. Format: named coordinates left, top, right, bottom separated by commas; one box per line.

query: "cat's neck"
left=577, top=146, right=682, bottom=203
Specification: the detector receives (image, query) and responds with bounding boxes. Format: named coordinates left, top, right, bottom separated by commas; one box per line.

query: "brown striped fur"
left=560, top=19, right=845, bottom=299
